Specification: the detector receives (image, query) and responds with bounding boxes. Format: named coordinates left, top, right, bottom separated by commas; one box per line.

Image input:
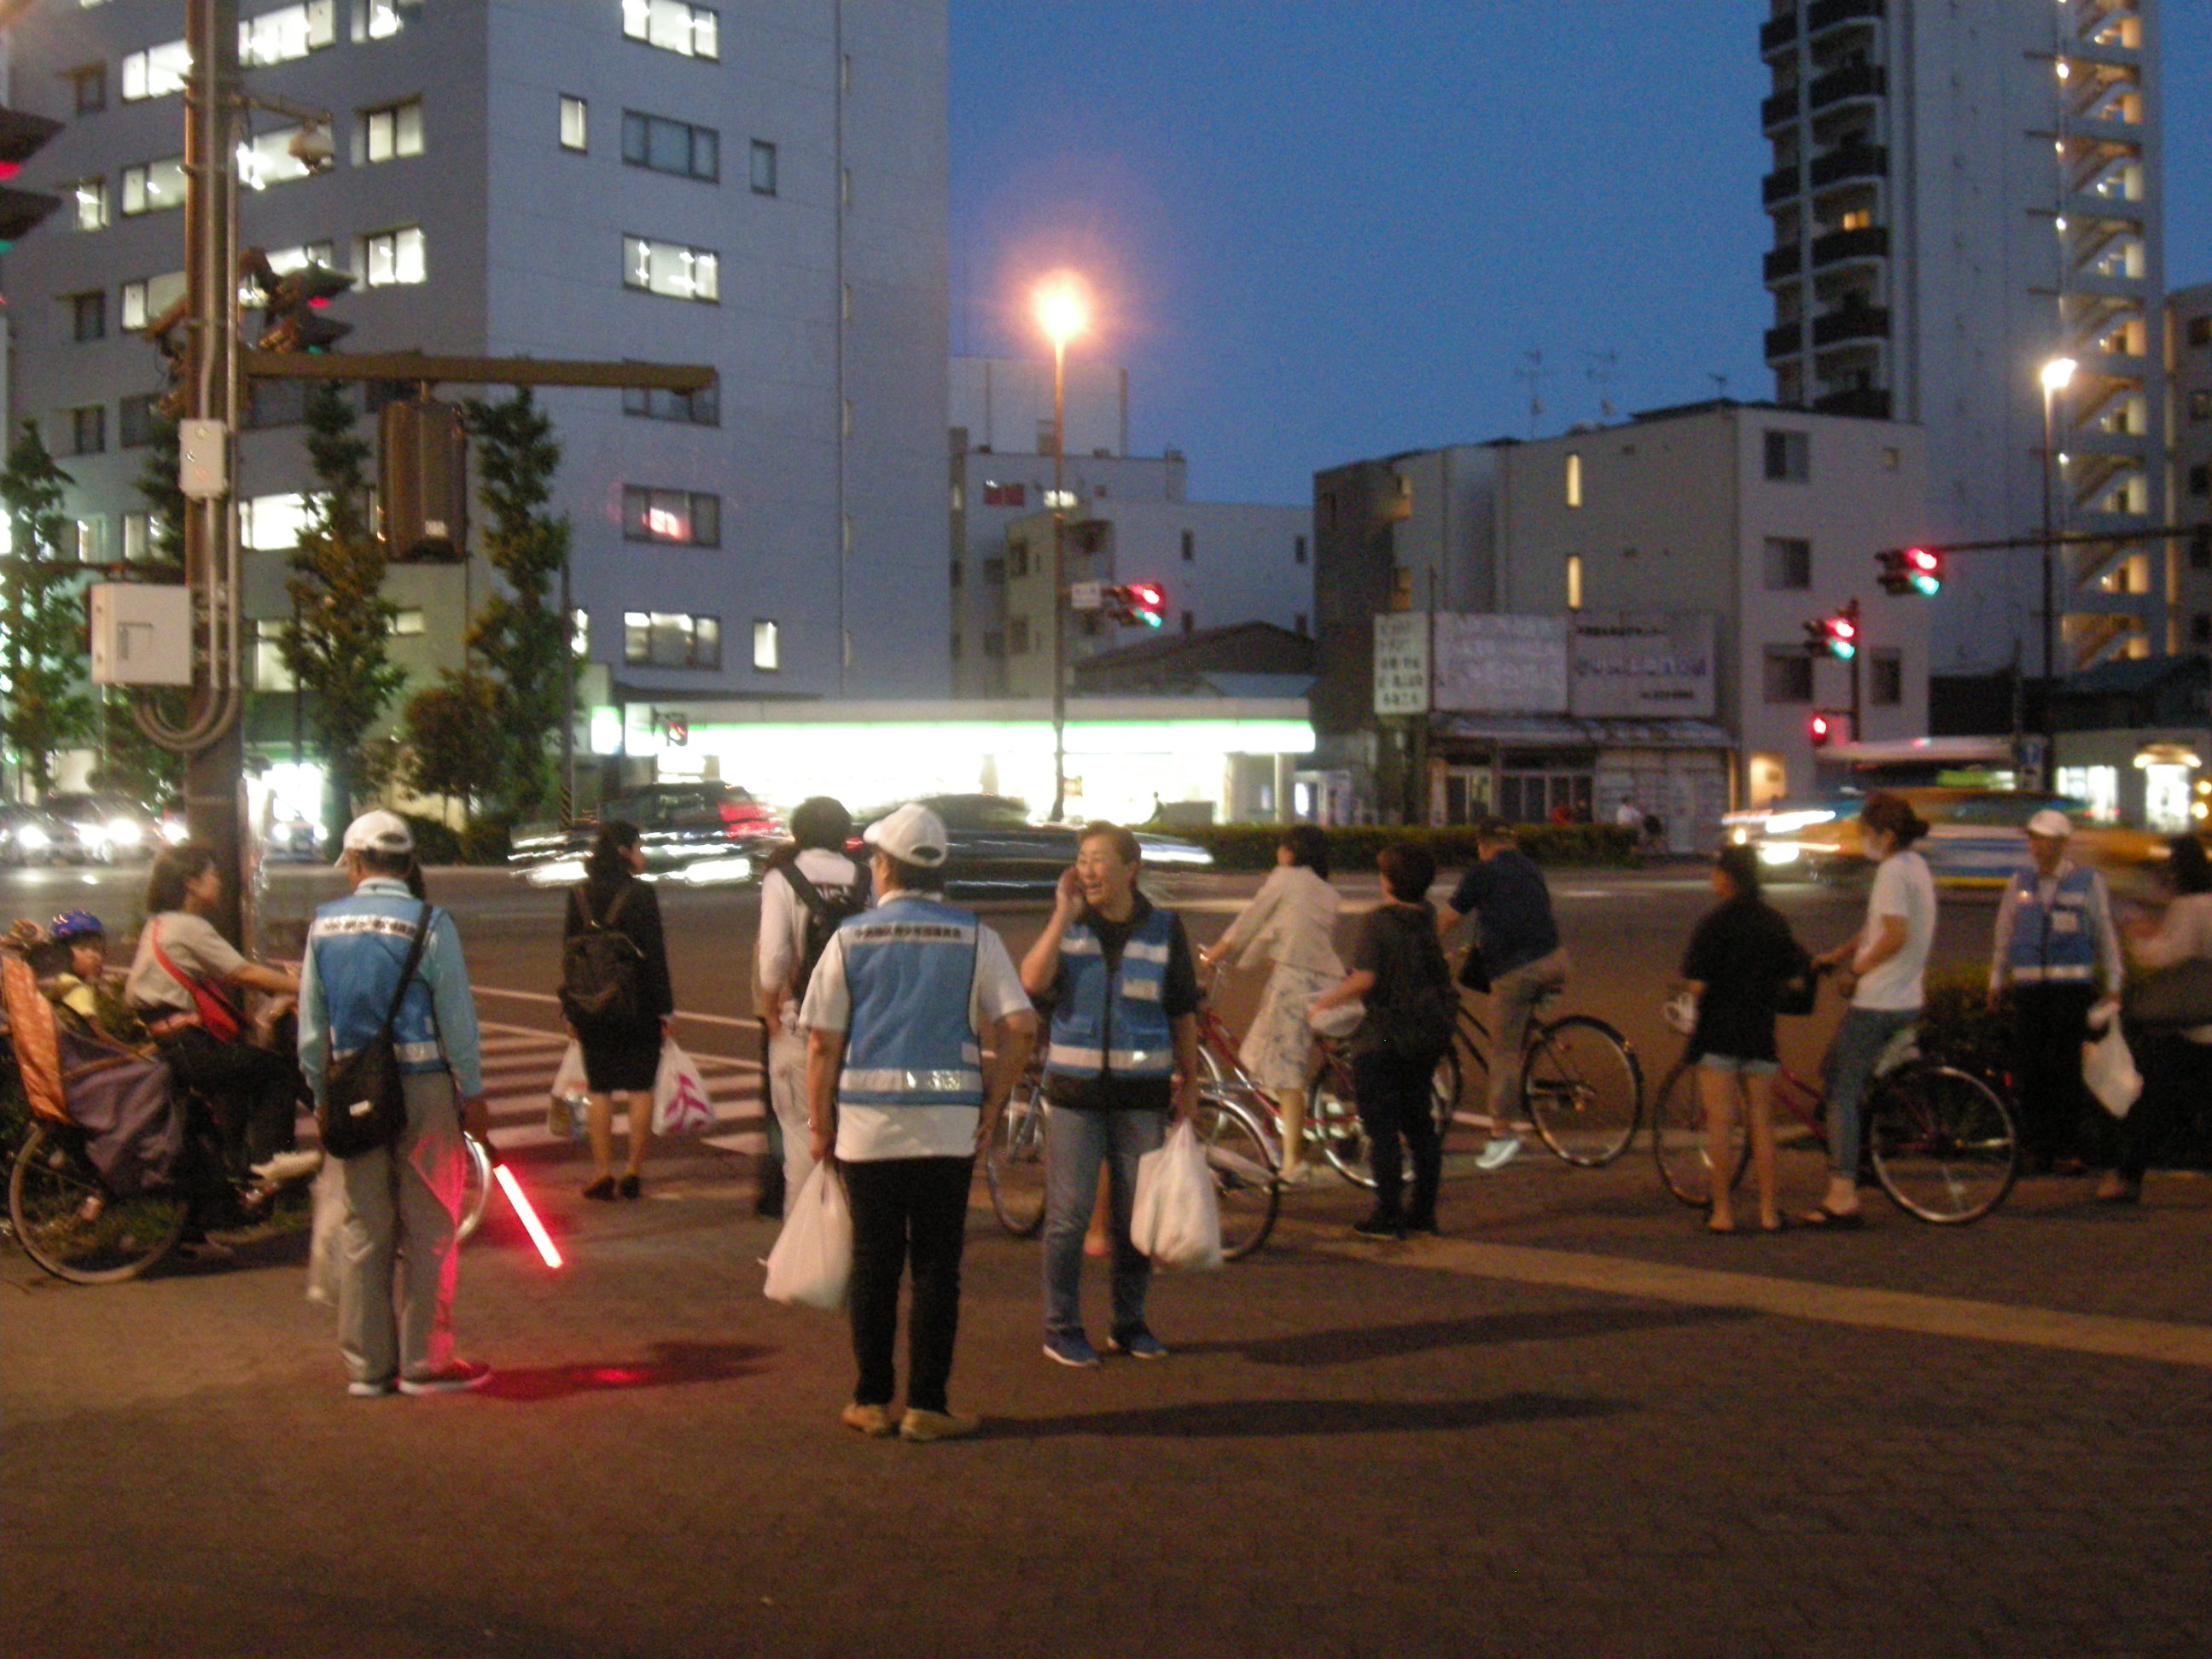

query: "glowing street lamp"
left=1033, top=272, right=1091, bottom=822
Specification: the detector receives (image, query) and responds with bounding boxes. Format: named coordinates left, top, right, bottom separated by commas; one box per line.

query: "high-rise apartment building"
left=1758, top=0, right=2168, bottom=674
left=3, top=0, right=951, bottom=742
left=2171, top=283, right=2212, bottom=655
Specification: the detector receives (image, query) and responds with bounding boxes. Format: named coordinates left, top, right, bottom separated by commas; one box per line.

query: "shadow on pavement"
left=986, top=1390, right=1625, bottom=1440
left=479, top=1340, right=776, bottom=1403
left=1180, top=1304, right=1753, bottom=1368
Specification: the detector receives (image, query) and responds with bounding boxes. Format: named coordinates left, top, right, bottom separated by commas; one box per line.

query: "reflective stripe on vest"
left=838, top=896, right=984, bottom=1109
left=2003, top=863, right=2099, bottom=985
left=1046, top=907, right=1177, bottom=1080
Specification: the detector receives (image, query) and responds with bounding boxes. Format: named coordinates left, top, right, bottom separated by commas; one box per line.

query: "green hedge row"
left=400, top=815, right=513, bottom=867
left=1163, top=823, right=1638, bottom=872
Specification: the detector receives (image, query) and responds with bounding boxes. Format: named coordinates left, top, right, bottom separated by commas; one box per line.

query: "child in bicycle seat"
left=9, top=913, right=148, bottom=1049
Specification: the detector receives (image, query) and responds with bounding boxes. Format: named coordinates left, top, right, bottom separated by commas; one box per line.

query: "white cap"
left=2026, top=808, right=2072, bottom=841
left=863, top=802, right=949, bottom=867
left=336, top=809, right=415, bottom=864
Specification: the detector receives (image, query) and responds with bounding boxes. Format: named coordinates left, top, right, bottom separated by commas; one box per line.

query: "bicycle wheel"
left=1650, top=1059, right=1748, bottom=1208
left=1435, top=1036, right=1492, bottom=1160
left=982, top=1071, right=1050, bottom=1237
left=1190, top=1094, right=1279, bottom=1260
left=457, top=1134, right=493, bottom=1245
left=1306, top=1048, right=1374, bottom=1188
left=9, top=1122, right=189, bottom=1284
left=1867, top=1064, right=2018, bottom=1224
left=1523, top=1016, right=1644, bottom=1167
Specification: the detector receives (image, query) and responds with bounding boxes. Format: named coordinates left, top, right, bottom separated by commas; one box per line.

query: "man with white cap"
left=799, top=802, right=1036, bottom=1442
left=1986, top=807, right=2121, bottom=1175
left=300, top=810, right=492, bottom=1396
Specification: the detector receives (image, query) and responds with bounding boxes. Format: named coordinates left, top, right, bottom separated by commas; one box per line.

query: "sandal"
left=1796, top=1204, right=1864, bottom=1231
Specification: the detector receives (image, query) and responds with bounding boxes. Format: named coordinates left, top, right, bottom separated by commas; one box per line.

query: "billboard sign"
left=1569, top=612, right=1715, bottom=718
left=1432, top=613, right=1569, bottom=713
left=1372, top=613, right=1432, bottom=714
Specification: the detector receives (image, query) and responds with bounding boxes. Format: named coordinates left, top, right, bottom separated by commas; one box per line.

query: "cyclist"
left=1802, top=792, right=1936, bottom=1230
left=126, top=841, right=317, bottom=1187
left=1435, top=817, right=1569, bottom=1170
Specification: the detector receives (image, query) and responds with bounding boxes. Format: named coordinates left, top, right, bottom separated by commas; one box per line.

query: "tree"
left=399, top=670, right=504, bottom=816
left=279, top=382, right=403, bottom=839
left=0, top=421, right=95, bottom=796
left=462, top=389, right=574, bottom=821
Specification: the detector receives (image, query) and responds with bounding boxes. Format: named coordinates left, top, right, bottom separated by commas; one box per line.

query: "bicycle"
left=1191, top=982, right=1379, bottom=1188
left=1649, top=1017, right=2019, bottom=1225
left=1447, top=993, right=1644, bottom=1167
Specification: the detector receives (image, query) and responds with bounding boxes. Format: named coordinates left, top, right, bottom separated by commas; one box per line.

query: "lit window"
left=121, top=41, right=191, bottom=102
left=364, top=225, right=427, bottom=286
left=364, top=0, right=421, bottom=41
left=622, top=381, right=719, bottom=426
left=120, top=157, right=187, bottom=216
left=623, top=0, right=719, bottom=60
left=622, top=111, right=718, bottom=182
left=364, top=98, right=424, bottom=164
left=623, top=236, right=719, bottom=302
left=242, top=492, right=316, bottom=550
left=1565, top=451, right=1583, bottom=507
left=252, top=620, right=294, bottom=691
left=262, top=242, right=335, bottom=279
left=753, top=620, right=780, bottom=672
left=623, top=486, right=721, bottom=547
left=393, top=609, right=426, bottom=637
left=73, top=178, right=109, bottom=231
left=240, top=1, right=335, bottom=67
left=121, top=271, right=187, bottom=330
left=571, top=609, right=590, bottom=658
left=560, top=96, right=588, bottom=152
left=623, top=612, right=721, bottom=670
left=122, top=513, right=155, bottom=562
left=750, top=139, right=777, bottom=195
left=1566, top=553, right=1584, bottom=610
left=75, top=517, right=108, bottom=562
left=236, top=126, right=316, bottom=189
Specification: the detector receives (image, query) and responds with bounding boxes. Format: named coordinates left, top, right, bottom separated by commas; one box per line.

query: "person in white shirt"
left=1802, top=793, right=1936, bottom=1228
left=1197, top=824, right=1342, bottom=1183
left=756, top=797, right=867, bottom=1211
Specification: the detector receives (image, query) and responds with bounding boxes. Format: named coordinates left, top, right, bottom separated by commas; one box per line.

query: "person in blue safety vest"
left=1020, top=821, right=1201, bottom=1370
left=1985, top=807, right=2121, bottom=1176
left=800, top=802, right=1037, bottom=1443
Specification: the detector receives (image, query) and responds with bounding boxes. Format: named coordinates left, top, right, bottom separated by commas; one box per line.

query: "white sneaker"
left=250, top=1148, right=324, bottom=1185
left=1475, top=1137, right=1522, bottom=1172
left=399, top=1359, right=492, bottom=1395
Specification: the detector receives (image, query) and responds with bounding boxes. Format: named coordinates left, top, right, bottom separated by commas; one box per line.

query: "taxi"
left=1761, top=789, right=2165, bottom=888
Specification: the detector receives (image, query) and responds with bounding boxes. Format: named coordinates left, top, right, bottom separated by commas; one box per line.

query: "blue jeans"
left=1042, top=1105, right=1167, bottom=1341
left=1821, top=1005, right=1917, bottom=1179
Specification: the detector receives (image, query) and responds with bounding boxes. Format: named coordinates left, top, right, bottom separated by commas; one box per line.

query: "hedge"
left=1165, top=823, right=1638, bottom=872
left=400, top=814, right=513, bottom=867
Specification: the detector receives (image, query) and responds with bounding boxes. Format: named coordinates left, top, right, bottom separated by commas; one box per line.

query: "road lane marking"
left=1321, top=1236, right=2212, bottom=1371
left=474, top=983, right=761, bottom=1031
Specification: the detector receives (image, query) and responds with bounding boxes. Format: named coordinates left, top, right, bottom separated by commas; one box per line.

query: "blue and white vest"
left=2002, top=862, right=2100, bottom=986
left=1045, top=905, right=1177, bottom=1080
left=307, top=886, right=446, bottom=1074
left=836, top=896, right=983, bottom=1109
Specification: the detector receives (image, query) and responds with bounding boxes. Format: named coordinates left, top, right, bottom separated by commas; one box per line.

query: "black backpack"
left=1375, top=905, right=1459, bottom=1058
left=783, top=859, right=870, bottom=1003
left=562, top=883, right=646, bottom=1027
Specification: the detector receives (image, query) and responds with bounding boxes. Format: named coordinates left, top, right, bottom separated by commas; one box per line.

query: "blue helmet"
left=49, top=910, right=105, bottom=942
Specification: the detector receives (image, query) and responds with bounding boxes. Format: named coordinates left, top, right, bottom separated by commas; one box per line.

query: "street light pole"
left=2039, top=357, right=2075, bottom=785
left=1049, top=327, right=1068, bottom=822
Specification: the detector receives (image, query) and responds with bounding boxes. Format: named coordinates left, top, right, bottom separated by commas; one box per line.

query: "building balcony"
left=1760, top=14, right=1799, bottom=56
left=1766, top=321, right=1805, bottom=360
left=1807, top=0, right=1882, bottom=35
left=1761, top=86, right=1801, bottom=129
left=1810, top=224, right=1889, bottom=266
left=1812, top=386, right=1892, bottom=419
left=1764, top=244, right=1804, bottom=282
left=1807, top=61, right=1886, bottom=109
left=1811, top=303, right=1889, bottom=346
left=1763, top=165, right=1803, bottom=204
left=1810, top=143, right=1887, bottom=189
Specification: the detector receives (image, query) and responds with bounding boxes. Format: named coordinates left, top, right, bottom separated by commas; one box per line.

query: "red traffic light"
left=1809, top=713, right=1832, bottom=747
left=1129, top=582, right=1162, bottom=608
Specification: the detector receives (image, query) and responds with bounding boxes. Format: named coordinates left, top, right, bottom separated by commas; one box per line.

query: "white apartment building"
left=3, top=0, right=952, bottom=753
left=1758, top=0, right=2169, bottom=673
left=1313, top=402, right=1930, bottom=837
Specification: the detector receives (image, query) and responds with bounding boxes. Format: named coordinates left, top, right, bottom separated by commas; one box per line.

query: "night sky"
left=951, top=1, right=2212, bottom=507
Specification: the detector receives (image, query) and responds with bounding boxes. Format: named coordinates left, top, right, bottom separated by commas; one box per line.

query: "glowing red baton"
left=491, top=1158, right=564, bottom=1269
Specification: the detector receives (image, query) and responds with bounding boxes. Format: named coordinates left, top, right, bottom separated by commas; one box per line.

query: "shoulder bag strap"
left=375, top=904, right=435, bottom=1043
left=150, top=918, right=242, bottom=1023
left=604, top=882, right=634, bottom=928
left=783, top=861, right=830, bottom=923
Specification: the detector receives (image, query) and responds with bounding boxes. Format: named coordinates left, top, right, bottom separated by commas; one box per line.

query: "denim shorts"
left=1697, top=1053, right=1779, bottom=1077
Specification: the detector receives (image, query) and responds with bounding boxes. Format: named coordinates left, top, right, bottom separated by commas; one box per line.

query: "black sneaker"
left=1351, top=1214, right=1404, bottom=1241
left=1403, top=1214, right=1440, bottom=1236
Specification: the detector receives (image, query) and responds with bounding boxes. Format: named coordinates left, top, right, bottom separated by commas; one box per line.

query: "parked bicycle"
left=1649, top=1012, right=2018, bottom=1225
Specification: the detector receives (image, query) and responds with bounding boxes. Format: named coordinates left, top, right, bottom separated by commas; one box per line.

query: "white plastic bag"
left=652, top=1038, right=715, bottom=1137
left=2083, top=1005, right=2142, bottom=1118
left=763, top=1161, right=852, bottom=1309
left=306, top=1157, right=346, bottom=1306
left=546, top=1040, right=588, bottom=1139
left=1130, top=1120, right=1224, bottom=1271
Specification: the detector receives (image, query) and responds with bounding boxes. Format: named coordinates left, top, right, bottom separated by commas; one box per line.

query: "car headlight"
left=1757, top=841, right=1803, bottom=866
left=76, top=823, right=108, bottom=847
left=682, top=855, right=753, bottom=885
left=17, top=824, right=49, bottom=851
left=107, top=818, right=144, bottom=847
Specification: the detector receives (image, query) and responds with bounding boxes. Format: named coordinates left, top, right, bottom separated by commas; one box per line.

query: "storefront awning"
left=1430, top=714, right=1734, bottom=750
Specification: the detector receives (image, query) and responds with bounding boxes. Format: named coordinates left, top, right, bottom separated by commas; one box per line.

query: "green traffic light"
left=1910, top=574, right=1940, bottom=597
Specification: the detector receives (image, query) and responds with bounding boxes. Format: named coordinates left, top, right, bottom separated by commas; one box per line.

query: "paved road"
left=8, top=864, right=2209, bottom=1657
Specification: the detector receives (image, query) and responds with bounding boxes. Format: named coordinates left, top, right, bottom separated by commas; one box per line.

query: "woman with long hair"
left=562, top=820, right=675, bottom=1200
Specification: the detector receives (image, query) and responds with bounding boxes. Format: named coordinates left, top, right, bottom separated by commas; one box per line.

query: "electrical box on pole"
left=378, top=397, right=469, bottom=562
left=89, top=585, right=196, bottom=686
left=178, top=419, right=230, bottom=498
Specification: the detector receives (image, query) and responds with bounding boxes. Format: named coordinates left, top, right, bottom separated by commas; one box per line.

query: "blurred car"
left=1759, top=789, right=2165, bottom=888
left=1722, top=792, right=1862, bottom=865
left=852, top=795, right=1213, bottom=899
left=509, top=782, right=783, bottom=886
left=0, top=803, right=65, bottom=866
left=39, top=794, right=160, bottom=864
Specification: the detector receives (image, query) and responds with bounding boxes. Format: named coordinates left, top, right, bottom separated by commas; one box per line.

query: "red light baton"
left=474, top=1133, right=563, bottom=1268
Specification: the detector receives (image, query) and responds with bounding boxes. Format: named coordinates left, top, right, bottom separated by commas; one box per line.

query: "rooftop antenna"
left=1586, top=349, right=1620, bottom=422
left=1709, top=372, right=1730, bottom=400
left=1513, top=349, right=1544, bottom=438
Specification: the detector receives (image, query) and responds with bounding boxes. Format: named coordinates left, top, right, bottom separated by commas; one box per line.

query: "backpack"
left=1372, top=905, right=1458, bottom=1059
left=783, top=859, right=870, bottom=1004
left=562, top=883, right=646, bottom=1027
